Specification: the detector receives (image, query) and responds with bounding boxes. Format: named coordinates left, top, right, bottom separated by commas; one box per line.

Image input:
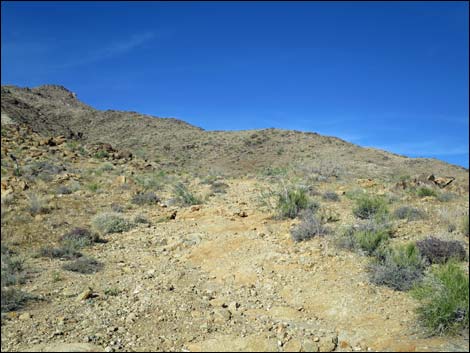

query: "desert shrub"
left=62, top=257, right=103, bottom=274
left=291, top=211, right=328, bottom=242
left=344, top=188, right=366, bottom=200
left=56, top=185, right=73, bottom=195
left=60, top=227, right=101, bottom=247
left=416, top=186, right=437, bottom=198
left=368, top=243, right=426, bottom=291
left=1, top=288, right=33, bottom=313
left=412, top=261, right=469, bottom=335
left=462, top=216, right=469, bottom=237
left=92, top=212, right=133, bottom=235
left=1, top=247, right=32, bottom=313
left=93, top=150, right=109, bottom=159
left=134, top=171, right=167, bottom=191
left=173, top=183, right=201, bottom=206
left=111, top=203, right=125, bottom=213
left=26, top=193, right=49, bottom=215
left=277, top=186, right=318, bottom=219
left=23, top=160, right=65, bottom=182
left=86, top=183, right=100, bottom=193
left=416, top=237, right=467, bottom=264
left=352, top=195, right=389, bottom=220
left=133, top=214, right=150, bottom=224
left=393, top=206, right=425, bottom=221
left=323, top=191, right=340, bottom=202
left=336, top=222, right=391, bottom=255
left=210, top=181, right=229, bottom=194
left=131, top=191, right=160, bottom=205
left=437, top=192, right=456, bottom=202
left=1, top=247, right=25, bottom=287
left=98, top=162, right=114, bottom=172
left=354, top=225, right=391, bottom=255
left=38, top=246, right=82, bottom=260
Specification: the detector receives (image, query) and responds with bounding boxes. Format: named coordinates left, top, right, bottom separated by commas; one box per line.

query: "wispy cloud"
left=58, top=31, right=156, bottom=69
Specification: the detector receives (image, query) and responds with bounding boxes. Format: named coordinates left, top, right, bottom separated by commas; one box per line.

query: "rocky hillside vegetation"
left=1, top=85, right=469, bottom=352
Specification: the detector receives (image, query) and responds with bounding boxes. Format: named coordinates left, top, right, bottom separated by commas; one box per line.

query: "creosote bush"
left=92, top=212, right=133, bottom=235
left=416, top=237, right=467, bottom=264
left=322, top=191, right=340, bottom=202
left=368, top=243, right=426, bottom=291
left=352, top=195, right=389, bottom=220
left=337, top=222, right=391, bottom=255
left=416, top=186, right=437, bottom=198
left=277, top=186, right=318, bottom=219
left=291, top=211, right=328, bottom=242
left=27, top=193, right=49, bottom=215
left=462, top=216, right=469, bottom=237
left=393, top=206, right=425, bottom=221
left=412, top=261, right=469, bottom=335
left=173, top=182, right=201, bottom=206
left=131, top=191, right=160, bottom=205
left=62, top=257, right=103, bottom=274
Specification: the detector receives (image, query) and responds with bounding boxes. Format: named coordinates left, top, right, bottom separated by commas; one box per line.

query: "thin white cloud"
left=58, top=31, right=156, bottom=69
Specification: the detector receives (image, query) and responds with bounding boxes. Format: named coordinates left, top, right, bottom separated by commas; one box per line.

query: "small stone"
left=19, top=312, right=32, bottom=320
left=77, top=288, right=93, bottom=301
left=284, top=339, right=302, bottom=352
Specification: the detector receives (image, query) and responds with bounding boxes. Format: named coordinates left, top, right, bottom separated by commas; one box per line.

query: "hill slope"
left=1, top=84, right=467, bottom=184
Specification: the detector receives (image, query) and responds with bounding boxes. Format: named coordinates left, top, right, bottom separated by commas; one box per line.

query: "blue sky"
left=2, top=1, right=469, bottom=167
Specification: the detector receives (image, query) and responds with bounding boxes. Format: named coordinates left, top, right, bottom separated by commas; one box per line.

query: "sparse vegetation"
left=393, top=206, right=425, bottom=221
left=39, top=245, right=82, bottom=260
left=368, top=243, right=426, bottom=291
left=412, top=261, right=469, bottom=335
left=131, top=191, right=160, bottom=205
left=92, top=212, right=133, bottom=235
left=352, top=194, right=389, bottom=220
left=416, top=186, right=437, bottom=198
left=276, top=186, right=318, bottom=219
left=62, top=257, right=103, bottom=274
left=416, top=237, right=467, bottom=264
left=291, top=211, right=328, bottom=242
left=1, top=246, right=32, bottom=313
left=462, top=216, right=469, bottom=237
left=173, top=182, right=201, bottom=206
left=337, top=222, right=392, bottom=255
left=26, top=193, right=49, bottom=215
left=56, top=185, right=73, bottom=195
left=323, top=191, right=340, bottom=202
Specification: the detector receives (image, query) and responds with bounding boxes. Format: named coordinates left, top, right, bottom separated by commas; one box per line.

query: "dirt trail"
left=2, top=180, right=468, bottom=352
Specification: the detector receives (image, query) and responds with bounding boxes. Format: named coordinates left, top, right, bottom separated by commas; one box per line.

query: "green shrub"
left=134, top=171, right=167, bottom=191
left=352, top=195, right=388, bottom=220
left=291, top=211, right=328, bottom=242
left=416, top=237, right=467, bottom=264
left=412, top=261, right=469, bottom=335
left=368, top=244, right=426, bottom=291
left=354, top=225, right=391, bottom=255
left=336, top=222, right=391, bottom=255
left=277, top=186, right=318, bottom=219
left=94, top=150, right=109, bottom=159
left=393, top=206, right=425, bottom=221
left=62, top=257, right=103, bottom=274
left=92, top=212, right=133, bottom=235
left=173, top=182, right=201, bottom=206
left=86, top=183, right=100, bottom=193
left=416, top=186, right=437, bottom=198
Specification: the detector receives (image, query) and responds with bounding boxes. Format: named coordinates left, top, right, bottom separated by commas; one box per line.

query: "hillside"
left=1, top=85, right=469, bottom=352
left=1, top=85, right=468, bottom=184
